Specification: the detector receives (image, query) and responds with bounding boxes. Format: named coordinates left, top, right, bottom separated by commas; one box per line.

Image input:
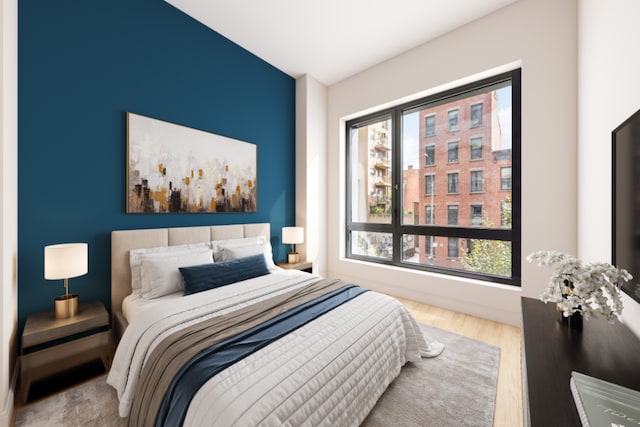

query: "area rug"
left=14, top=324, right=499, bottom=427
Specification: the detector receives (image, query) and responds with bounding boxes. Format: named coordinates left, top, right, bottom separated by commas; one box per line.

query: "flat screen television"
left=612, top=108, right=640, bottom=303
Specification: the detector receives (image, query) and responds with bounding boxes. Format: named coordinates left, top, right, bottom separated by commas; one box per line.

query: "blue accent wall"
left=18, top=0, right=295, bottom=330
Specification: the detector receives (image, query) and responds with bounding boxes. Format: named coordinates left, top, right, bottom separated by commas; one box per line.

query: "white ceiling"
left=165, top=0, right=518, bottom=86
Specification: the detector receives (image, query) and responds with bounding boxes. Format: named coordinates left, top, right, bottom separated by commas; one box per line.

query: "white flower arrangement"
left=527, top=250, right=633, bottom=323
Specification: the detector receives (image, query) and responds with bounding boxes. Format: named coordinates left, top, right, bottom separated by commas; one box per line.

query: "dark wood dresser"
left=521, top=296, right=640, bottom=426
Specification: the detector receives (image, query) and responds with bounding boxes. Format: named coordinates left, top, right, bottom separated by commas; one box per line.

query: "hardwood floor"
left=13, top=297, right=523, bottom=427
left=394, top=295, right=523, bottom=427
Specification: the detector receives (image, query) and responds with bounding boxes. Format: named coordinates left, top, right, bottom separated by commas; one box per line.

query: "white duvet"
left=107, top=270, right=444, bottom=426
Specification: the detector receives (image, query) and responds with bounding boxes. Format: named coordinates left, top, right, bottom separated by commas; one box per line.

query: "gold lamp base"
left=55, top=294, right=78, bottom=319
left=287, top=252, right=300, bottom=264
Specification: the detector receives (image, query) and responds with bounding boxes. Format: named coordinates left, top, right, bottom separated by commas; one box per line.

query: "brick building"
left=416, top=91, right=512, bottom=267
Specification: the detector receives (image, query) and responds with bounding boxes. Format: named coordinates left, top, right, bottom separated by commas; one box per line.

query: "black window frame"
left=345, top=69, right=522, bottom=287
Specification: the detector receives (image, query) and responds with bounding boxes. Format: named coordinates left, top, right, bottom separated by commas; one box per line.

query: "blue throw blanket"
left=156, top=284, right=368, bottom=427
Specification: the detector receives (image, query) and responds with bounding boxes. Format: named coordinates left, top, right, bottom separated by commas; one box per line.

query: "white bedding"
left=122, top=291, right=183, bottom=325
left=107, top=270, right=444, bottom=426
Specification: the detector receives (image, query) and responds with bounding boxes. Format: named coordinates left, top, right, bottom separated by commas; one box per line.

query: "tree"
left=462, top=197, right=512, bottom=277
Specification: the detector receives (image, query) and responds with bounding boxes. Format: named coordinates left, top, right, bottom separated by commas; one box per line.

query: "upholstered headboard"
left=111, top=223, right=271, bottom=337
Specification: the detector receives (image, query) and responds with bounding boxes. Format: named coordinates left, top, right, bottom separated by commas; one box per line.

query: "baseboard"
left=331, top=266, right=522, bottom=326
left=0, top=359, right=19, bottom=427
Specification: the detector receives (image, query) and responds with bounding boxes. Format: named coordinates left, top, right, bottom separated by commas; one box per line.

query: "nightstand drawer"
left=22, top=330, right=110, bottom=376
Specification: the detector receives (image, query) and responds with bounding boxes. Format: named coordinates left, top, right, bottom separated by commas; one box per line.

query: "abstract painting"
left=127, top=112, right=257, bottom=213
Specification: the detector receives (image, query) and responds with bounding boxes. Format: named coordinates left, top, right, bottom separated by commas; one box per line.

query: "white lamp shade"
left=282, top=227, right=304, bottom=245
left=44, top=243, right=88, bottom=280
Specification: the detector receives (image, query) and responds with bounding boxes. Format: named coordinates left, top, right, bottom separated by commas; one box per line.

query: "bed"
left=106, top=223, right=444, bottom=427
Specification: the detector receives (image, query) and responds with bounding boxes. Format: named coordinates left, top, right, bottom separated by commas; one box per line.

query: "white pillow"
left=212, top=236, right=276, bottom=270
left=129, top=243, right=210, bottom=293
left=139, top=249, right=213, bottom=300
left=210, top=236, right=264, bottom=259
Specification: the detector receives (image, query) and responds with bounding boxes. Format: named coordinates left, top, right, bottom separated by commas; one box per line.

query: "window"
left=448, top=237, right=459, bottom=258
left=447, top=173, right=459, bottom=194
left=471, top=170, right=483, bottom=193
left=425, top=205, right=434, bottom=225
left=425, top=174, right=434, bottom=195
left=471, top=204, right=483, bottom=226
left=470, top=103, right=483, bottom=127
left=501, top=167, right=512, bottom=190
left=347, top=69, right=521, bottom=286
left=424, top=235, right=434, bottom=255
left=425, top=115, right=435, bottom=137
left=425, top=145, right=435, bottom=166
left=448, top=109, right=459, bottom=132
left=470, top=137, right=483, bottom=160
left=501, top=200, right=512, bottom=227
left=447, top=141, right=459, bottom=163
left=447, top=205, right=458, bottom=225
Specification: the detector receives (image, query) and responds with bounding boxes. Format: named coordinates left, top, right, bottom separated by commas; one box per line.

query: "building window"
left=425, top=205, right=434, bottom=225
left=425, top=174, right=434, bottom=195
left=471, top=204, right=483, bottom=226
left=501, top=200, right=512, bottom=227
left=424, top=235, right=434, bottom=255
left=501, top=167, right=512, bottom=190
left=470, top=170, right=483, bottom=193
left=447, top=141, right=459, bottom=163
left=447, top=173, right=459, bottom=194
left=448, top=237, right=459, bottom=258
left=425, top=115, right=435, bottom=137
left=447, top=205, right=458, bottom=225
left=448, top=109, right=459, bottom=132
left=470, top=137, right=483, bottom=160
left=425, top=145, right=435, bottom=166
left=470, top=103, right=483, bottom=127
left=346, top=69, right=521, bottom=286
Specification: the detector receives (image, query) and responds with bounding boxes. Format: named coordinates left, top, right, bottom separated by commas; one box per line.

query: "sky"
left=402, top=86, right=512, bottom=169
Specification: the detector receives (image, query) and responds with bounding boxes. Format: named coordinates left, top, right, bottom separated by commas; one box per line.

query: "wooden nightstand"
left=20, top=300, right=111, bottom=402
left=276, top=260, right=312, bottom=273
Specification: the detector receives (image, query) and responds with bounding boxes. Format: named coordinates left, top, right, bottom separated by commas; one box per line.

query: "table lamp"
left=44, top=243, right=88, bottom=319
left=282, top=227, right=304, bottom=264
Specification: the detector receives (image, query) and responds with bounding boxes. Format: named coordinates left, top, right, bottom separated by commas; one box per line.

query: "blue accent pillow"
left=180, top=253, right=270, bottom=296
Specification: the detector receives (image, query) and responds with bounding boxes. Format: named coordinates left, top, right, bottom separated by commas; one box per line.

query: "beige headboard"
left=111, top=223, right=271, bottom=333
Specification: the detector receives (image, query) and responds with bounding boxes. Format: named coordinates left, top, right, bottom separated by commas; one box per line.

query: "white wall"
left=0, top=0, right=18, bottom=423
left=578, top=0, right=640, bottom=337
left=326, top=0, right=578, bottom=326
left=295, top=75, right=328, bottom=276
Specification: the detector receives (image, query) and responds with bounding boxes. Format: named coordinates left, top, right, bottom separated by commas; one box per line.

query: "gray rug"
left=15, top=324, right=499, bottom=427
